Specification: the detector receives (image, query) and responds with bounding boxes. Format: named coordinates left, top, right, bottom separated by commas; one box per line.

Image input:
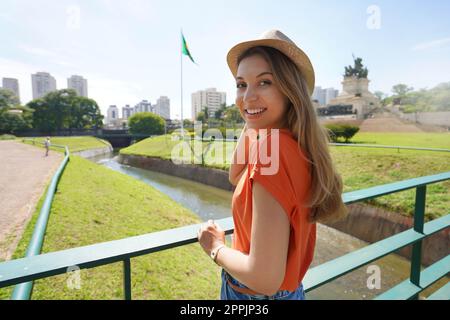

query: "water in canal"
left=86, top=151, right=430, bottom=300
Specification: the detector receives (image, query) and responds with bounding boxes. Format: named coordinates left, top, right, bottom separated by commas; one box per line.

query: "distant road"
left=0, top=141, right=62, bottom=261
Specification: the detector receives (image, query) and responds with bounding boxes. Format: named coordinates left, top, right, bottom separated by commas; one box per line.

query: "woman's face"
left=235, top=54, right=289, bottom=130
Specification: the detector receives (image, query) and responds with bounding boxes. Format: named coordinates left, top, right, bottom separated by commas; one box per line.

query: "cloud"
left=19, top=44, right=60, bottom=58
left=411, top=37, right=450, bottom=51
left=85, top=73, right=143, bottom=112
left=19, top=44, right=79, bottom=69
left=0, top=57, right=143, bottom=115
left=0, top=57, right=42, bottom=103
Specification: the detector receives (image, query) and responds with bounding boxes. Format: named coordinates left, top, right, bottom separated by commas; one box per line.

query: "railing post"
left=123, top=259, right=132, bottom=300
left=410, top=185, right=426, bottom=299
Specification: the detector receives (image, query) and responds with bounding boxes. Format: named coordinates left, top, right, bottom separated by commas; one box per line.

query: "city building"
left=325, top=88, right=339, bottom=105
left=67, top=75, right=88, bottom=97
left=134, top=100, right=152, bottom=113
left=2, top=78, right=20, bottom=102
left=107, top=96, right=172, bottom=129
left=312, top=86, right=326, bottom=106
left=312, top=86, right=338, bottom=106
left=154, top=96, right=170, bottom=120
left=31, top=72, right=57, bottom=99
left=106, top=105, right=119, bottom=126
left=191, top=87, right=226, bottom=121
left=122, top=104, right=134, bottom=119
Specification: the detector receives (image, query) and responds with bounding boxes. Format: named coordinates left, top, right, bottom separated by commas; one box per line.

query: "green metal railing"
left=0, top=141, right=448, bottom=300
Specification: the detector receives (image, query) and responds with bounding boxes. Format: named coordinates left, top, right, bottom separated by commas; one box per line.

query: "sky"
left=1, top=0, right=450, bottom=119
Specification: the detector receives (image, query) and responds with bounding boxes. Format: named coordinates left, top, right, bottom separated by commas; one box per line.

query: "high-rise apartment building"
left=154, top=96, right=170, bottom=120
left=122, top=104, right=134, bottom=119
left=31, top=72, right=57, bottom=99
left=67, top=75, right=88, bottom=97
left=191, top=88, right=226, bottom=121
left=134, top=100, right=152, bottom=113
left=2, top=78, right=20, bottom=102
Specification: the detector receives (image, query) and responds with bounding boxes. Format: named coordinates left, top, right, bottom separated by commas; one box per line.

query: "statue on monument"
left=326, top=54, right=379, bottom=119
left=344, top=54, right=369, bottom=79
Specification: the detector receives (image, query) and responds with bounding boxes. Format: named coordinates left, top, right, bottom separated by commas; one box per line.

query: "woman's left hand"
left=197, top=220, right=226, bottom=256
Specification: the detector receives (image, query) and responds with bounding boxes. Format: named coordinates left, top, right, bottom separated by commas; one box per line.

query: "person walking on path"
left=44, top=137, right=51, bottom=157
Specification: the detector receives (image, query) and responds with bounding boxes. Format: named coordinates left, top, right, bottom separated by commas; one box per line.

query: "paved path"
left=0, top=141, right=62, bottom=260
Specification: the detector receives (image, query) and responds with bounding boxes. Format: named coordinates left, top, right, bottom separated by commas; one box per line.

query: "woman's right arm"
left=229, top=124, right=248, bottom=186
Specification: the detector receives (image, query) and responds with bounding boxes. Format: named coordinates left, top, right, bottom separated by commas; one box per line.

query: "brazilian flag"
left=181, top=31, right=198, bottom=65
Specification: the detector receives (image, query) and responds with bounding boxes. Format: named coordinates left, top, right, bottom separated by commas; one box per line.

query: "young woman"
left=197, top=30, right=348, bottom=300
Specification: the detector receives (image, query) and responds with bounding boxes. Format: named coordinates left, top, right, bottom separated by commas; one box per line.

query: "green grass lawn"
left=120, top=134, right=234, bottom=170
left=0, top=155, right=223, bottom=300
left=330, top=147, right=449, bottom=220
left=121, top=132, right=450, bottom=220
left=351, top=132, right=450, bottom=149
left=330, top=132, right=450, bottom=220
left=21, top=136, right=111, bottom=153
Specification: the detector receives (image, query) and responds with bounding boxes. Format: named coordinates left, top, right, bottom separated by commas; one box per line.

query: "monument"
left=327, top=55, right=379, bottom=119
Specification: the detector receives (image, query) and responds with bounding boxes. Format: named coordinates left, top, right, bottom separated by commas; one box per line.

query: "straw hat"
left=226, top=29, right=315, bottom=96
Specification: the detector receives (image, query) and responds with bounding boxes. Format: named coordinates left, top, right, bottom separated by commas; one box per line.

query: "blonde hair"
left=237, top=46, right=348, bottom=223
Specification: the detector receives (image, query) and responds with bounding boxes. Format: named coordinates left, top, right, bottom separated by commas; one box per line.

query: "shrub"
left=128, top=112, right=165, bottom=135
left=0, top=134, right=16, bottom=140
left=325, top=124, right=359, bottom=143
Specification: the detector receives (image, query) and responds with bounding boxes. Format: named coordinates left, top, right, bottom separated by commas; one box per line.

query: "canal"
left=86, top=151, right=424, bottom=300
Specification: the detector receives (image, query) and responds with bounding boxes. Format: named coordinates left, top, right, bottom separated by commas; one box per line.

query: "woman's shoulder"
left=250, top=129, right=303, bottom=157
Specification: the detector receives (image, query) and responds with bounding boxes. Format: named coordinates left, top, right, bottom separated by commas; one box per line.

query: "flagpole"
left=180, top=28, right=184, bottom=139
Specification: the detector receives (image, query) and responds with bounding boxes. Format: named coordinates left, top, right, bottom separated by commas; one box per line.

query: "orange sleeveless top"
left=231, top=128, right=316, bottom=292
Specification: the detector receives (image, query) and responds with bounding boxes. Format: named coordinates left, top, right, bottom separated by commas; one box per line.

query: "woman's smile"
left=245, top=107, right=268, bottom=119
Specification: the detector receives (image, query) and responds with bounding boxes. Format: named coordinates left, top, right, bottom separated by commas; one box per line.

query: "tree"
left=0, top=111, right=32, bottom=133
left=27, top=89, right=103, bottom=132
left=0, top=88, right=20, bottom=109
left=223, top=105, right=242, bottom=123
left=214, top=103, right=227, bottom=119
left=390, top=84, right=414, bottom=106
left=183, top=119, right=193, bottom=127
left=429, top=82, right=450, bottom=111
left=70, top=96, right=104, bottom=129
left=0, top=88, right=33, bottom=134
left=394, top=82, right=450, bottom=112
left=196, top=111, right=206, bottom=123
left=202, top=106, right=209, bottom=120
left=374, top=91, right=385, bottom=101
left=392, top=84, right=414, bottom=97
left=128, top=112, right=165, bottom=135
